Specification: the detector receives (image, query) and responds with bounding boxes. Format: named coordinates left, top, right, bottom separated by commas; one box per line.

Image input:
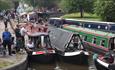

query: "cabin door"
left=109, top=38, right=115, bottom=50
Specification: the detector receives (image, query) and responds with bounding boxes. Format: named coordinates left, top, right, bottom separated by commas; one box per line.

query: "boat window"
left=88, top=25, right=91, bottom=28
left=109, top=38, right=115, bottom=50
left=105, top=26, right=108, bottom=29
left=98, top=26, right=100, bottom=29
left=92, top=38, right=96, bottom=44
left=84, top=36, right=87, bottom=41
left=100, top=40, right=105, bottom=46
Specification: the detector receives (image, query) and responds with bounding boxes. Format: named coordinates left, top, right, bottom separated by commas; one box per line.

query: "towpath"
left=0, top=20, right=27, bottom=69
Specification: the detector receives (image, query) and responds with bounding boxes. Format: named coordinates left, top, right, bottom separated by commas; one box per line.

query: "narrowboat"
left=49, top=27, right=89, bottom=64
left=62, top=25, right=115, bottom=70
left=49, top=18, right=115, bottom=33
left=62, top=25, right=115, bottom=54
left=94, top=52, right=115, bottom=70
left=49, top=18, right=81, bottom=27
left=75, top=20, right=115, bottom=33
left=49, top=18, right=63, bottom=27
left=24, top=23, right=55, bottom=63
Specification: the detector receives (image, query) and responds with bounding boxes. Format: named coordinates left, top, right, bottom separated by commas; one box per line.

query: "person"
left=72, top=35, right=79, bottom=49
left=20, top=25, right=27, bottom=49
left=60, top=18, right=66, bottom=27
left=26, top=40, right=34, bottom=51
left=11, top=37, right=16, bottom=54
left=15, top=25, right=22, bottom=38
left=2, top=28, right=12, bottom=56
left=0, top=38, right=6, bottom=56
left=3, top=10, right=11, bottom=28
left=14, top=24, right=22, bottom=52
left=0, top=38, right=3, bottom=51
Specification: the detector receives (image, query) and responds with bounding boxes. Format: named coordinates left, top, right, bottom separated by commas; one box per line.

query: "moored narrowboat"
left=62, top=25, right=115, bottom=54
left=23, top=23, right=55, bottom=63
left=49, top=27, right=89, bottom=64
left=94, top=53, right=115, bottom=70
left=49, top=18, right=115, bottom=33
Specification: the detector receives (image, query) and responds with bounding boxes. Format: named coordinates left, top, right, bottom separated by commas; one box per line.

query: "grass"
left=0, top=61, right=13, bottom=68
left=0, top=54, right=25, bottom=68
left=61, top=12, right=101, bottom=21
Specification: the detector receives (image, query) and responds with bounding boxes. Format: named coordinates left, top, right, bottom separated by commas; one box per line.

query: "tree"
left=60, top=0, right=94, bottom=18
left=95, top=0, right=115, bottom=22
left=23, top=0, right=60, bottom=9
left=0, top=0, right=13, bottom=10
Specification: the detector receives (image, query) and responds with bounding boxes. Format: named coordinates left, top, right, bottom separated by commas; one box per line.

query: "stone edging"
left=1, top=54, right=28, bottom=70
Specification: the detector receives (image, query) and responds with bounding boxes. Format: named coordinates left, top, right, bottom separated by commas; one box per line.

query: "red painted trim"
left=85, top=42, right=108, bottom=52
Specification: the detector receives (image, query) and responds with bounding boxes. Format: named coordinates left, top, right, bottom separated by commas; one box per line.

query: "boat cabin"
left=63, top=25, right=115, bottom=54
left=26, top=32, right=55, bottom=55
left=28, top=32, right=51, bottom=49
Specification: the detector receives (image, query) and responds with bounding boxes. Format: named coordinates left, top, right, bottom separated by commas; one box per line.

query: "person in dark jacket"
left=14, top=24, right=22, bottom=52
left=3, top=10, right=11, bottom=28
left=2, top=28, right=12, bottom=56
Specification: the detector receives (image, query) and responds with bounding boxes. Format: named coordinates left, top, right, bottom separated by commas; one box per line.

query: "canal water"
left=28, top=54, right=97, bottom=70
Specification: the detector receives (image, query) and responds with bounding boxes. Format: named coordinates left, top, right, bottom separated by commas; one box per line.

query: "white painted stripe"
left=32, top=52, right=36, bottom=55
left=97, top=59, right=109, bottom=68
left=84, top=51, right=89, bottom=55
left=64, top=51, right=82, bottom=56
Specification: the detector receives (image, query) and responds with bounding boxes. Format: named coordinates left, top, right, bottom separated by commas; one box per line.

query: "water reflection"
left=29, top=61, right=88, bottom=70
left=28, top=54, right=96, bottom=70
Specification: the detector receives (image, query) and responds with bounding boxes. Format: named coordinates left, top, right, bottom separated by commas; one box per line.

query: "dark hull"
left=94, top=59, right=115, bottom=70
left=94, top=59, right=108, bottom=70
left=56, top=51, right=89, bottom=65
left=28, top=53, right=55, bottom=64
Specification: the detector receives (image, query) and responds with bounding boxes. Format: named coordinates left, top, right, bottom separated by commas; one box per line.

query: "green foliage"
left=95, top=0, right=115, bottom=22
left=0, top=0, right=13, bottom=10
left=23, top=0, right=60, bottom=8
left=60, top=0, right=94, bottom=13
left=61, top=13, right=101, bottom=21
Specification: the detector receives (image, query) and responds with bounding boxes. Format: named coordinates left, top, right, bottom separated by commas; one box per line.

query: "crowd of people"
left=0, top=8, right=49, bottom=56
left=0, top=10, right=18, bottom=56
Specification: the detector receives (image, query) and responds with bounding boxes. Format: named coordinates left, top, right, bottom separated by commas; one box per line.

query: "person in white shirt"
left=26, top=40, right=34, bottom=52
left=20, top=26, right=27, bottom=48
left=20, top=26, right=27, bottom=36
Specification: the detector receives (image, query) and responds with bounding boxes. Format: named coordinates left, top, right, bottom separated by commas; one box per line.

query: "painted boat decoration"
left=62, top=25, right=115, bottom=55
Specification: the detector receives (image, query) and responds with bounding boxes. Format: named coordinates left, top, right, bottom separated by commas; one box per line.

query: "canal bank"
left=0, top=53, right=28, bottom=70
left=0, top=21, right=28, bottom=70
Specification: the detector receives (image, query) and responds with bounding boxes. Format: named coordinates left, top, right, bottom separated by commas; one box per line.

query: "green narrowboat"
left=62, top=25, right=115, bottom=54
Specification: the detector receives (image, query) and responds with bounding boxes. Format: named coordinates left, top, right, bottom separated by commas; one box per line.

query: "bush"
left=94, top=0, right=115, bottom=22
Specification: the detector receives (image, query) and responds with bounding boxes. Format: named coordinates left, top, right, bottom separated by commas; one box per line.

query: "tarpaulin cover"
left=49, top=27, right=73, bottom=52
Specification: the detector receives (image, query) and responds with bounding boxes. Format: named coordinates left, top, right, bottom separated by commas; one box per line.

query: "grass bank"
left=61, top=13, right=101, bottom=21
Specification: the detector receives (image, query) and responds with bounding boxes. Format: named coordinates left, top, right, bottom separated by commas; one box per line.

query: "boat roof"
left=63, top=25, right=115, bottom=38
left=27, top=32, right=48, bottom=37
left=49, top=27, right=74, bottom=52
left=49, top=18, right=115, bottom=24
left=65, top=18, right=115, bottom=24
